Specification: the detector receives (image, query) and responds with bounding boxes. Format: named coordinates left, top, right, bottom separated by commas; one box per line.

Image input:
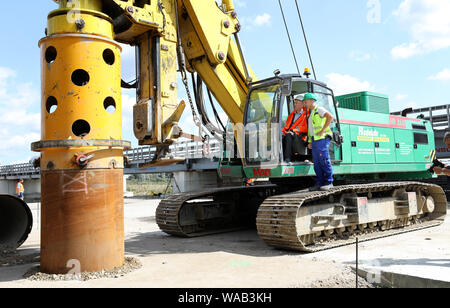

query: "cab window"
left=312, top=84, right=336, bottom=116
left=280, top=80, right=310, bottom=125
left=246, top=84, right=280, bottom=124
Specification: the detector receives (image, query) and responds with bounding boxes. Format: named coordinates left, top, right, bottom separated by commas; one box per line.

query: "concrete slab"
left=302, top=204, right=450, bottom=287
left=354, top=267, right=450, bottom=288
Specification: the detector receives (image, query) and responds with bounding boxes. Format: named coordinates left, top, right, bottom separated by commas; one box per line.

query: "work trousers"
left=311, top=137, right=333, bottom=186
left=283, top=133, right=307, bottom=162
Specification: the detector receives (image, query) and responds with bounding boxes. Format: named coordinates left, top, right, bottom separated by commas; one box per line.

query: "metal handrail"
left=1, top=141, right=223, bottom=177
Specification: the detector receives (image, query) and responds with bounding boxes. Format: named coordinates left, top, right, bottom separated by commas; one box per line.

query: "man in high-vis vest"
left=433, top=132, right=450, bottom=176
left=282, top=95, right=309, bottom=163
left=16, top=179, right=25, bottom=200
left=304, top=93, right=334, bottom=191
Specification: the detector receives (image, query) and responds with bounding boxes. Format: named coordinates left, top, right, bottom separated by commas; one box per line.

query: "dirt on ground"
left=1, top=199, right=446, bottom=288
left=299, top=266, right=374, bottom=288
left=0, top=250, right=40, bottom=268
left=24, top=257, right=142, bottom=282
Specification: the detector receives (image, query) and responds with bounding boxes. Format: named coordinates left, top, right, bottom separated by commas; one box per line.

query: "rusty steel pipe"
left=40, top=170, right=124, bottom=273
left=34, top=0, right=129, bottom=274
left=0, top=195, right=33, bottom=250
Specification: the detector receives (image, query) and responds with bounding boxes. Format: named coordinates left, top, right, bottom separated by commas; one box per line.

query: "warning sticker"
left=282, top=167, right=294, bottom=175
left=357, top=136, right=390, bottom=142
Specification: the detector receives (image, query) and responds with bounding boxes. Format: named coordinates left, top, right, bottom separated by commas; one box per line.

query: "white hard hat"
left=294, top=94, right=304, bottom=101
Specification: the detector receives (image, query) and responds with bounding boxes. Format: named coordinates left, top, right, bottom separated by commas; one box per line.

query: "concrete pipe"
left=0, top=195, right=33, bottom=250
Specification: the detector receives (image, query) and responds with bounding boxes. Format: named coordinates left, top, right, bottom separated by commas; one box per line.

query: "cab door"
left=243, top=82, right=282, bottom=167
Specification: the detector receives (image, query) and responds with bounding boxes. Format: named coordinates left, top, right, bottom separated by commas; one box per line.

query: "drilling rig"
left=32, top=0, right=446, bottom=273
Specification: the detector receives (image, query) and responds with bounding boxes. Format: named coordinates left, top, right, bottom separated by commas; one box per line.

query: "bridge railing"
left=391, top=104, right=450, bottom=130
left=1, top=140, right=224, bottom=177
left=0, top=163, right=39, bottom=177
left=124, top=140, right=222, bottom=163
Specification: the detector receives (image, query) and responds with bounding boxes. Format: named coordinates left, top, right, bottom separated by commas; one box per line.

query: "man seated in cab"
left=282, top=95, right=310, bottom=163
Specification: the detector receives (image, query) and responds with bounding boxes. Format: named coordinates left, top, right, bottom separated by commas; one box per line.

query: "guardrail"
left=124, top=140, right=222, bottom=162
left=1, top=140, right=224, bottom=178
left=0, top=163, right=40, bottom=178
left=391, top=104, right=450, bottom=130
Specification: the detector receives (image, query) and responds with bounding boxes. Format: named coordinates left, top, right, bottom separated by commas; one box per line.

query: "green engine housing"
left=218, top=76, right=435, bottom=184
left=336, top=91, right=390, bottom=115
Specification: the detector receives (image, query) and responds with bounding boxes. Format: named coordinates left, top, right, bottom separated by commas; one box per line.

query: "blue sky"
left=0, top=0, right=449, bottom=164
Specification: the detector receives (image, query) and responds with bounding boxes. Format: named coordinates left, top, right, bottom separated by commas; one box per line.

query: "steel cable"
left=278, top=0, right=301, bottom=76
left=295, top=0, right=317, bottom=80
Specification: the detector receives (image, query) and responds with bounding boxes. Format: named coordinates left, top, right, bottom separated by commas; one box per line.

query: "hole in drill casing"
left=103, top=49, right=115, bottom=65
left=72, top=120, right=91, bottom=137
left=45, top=46, right=57, bottom=64
left=46, top=96, right=58, bottom=114
left=71, top=69, right=90, bottom=86
left=104, top=97, right=117, bottom=114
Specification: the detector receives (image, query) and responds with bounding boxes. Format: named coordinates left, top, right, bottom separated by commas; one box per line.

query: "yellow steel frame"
left=107, top=0, right=254, bottom=148
left=46, top=0, right=255, bottom=151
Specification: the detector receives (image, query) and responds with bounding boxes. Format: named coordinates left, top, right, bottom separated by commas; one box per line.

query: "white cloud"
left=395, top=94, right=408, bottom=100
left=253, top=13, right=271, bottom=27
left=0, top=132, right=40, bottom=152
left=0, top=67, right=16, bottom=96
left=349, top=51, right=374, bottom=62
left=0, top=67, right=41, bottom=164
left=1, top=111, right=40, bottom=129
left=391, top=0, right=450, bottom=59
left=240, top=13, right=272, bottom=29
left=0, top=67, right=16, bottom=82
left=0, top=77, right=40, bottom=130
left=391, top=42, right=421, bottom=59
left=391, top=93, right=417, bottom=112
left=428, top=68, right=450, bottom=81
left=234, top=0, right=247, bottom=8
left=325, top=73, right=375, bottom=96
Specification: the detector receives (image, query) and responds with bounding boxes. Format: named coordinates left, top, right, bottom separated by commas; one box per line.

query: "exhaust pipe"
left=0, top=195, right=33, bottom=250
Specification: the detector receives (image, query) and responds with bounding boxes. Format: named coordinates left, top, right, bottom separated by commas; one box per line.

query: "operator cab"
left=243, top=74, right=341, bottom=167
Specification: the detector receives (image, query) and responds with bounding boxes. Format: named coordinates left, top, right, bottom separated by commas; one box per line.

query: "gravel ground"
left=0, top=250, right=40, bottom=268
left=23, top=257, right=142, bottom=281
left=0, top=199, right=446, bottom=288
left=298, top=267, right=375, bottom=288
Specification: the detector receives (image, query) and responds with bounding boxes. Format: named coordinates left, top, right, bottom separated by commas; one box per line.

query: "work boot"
left=320, top=184, right=334, bottom=191
left=308, top=185, right=321, bottom=192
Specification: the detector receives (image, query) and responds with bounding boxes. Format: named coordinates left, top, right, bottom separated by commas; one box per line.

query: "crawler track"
left=256, top=182, right=447, bottom=252
left=156, top=185, right=277, bottom=237
left=156, top=182, right=446, bottom=253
